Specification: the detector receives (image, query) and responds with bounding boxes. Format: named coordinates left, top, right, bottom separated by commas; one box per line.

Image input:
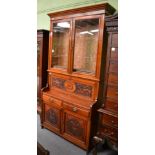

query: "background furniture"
left=41, top=3, right=115, bottom=151
left=37, top=30, right=49, bottom=114
left=96, top=13, right=118, bottom=150
left=37, top=142, right=49, bottom=155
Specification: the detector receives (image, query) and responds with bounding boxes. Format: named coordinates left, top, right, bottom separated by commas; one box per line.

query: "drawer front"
left=101, top=113, right=118, bottom=128
left=43, top=94, right=62, bottom=107
left=108, top=73, right=118, bottom=85
left=106, top=86, right=118, bottom=100
left=109, top=62, right=118, bottom=73
left=63, top=103, right=89, bottom=117
left=99, top=125, right=118, bottom=140
left=104, top=100, right=118, bottom=113
left=110, top=47, right=118, bottom=60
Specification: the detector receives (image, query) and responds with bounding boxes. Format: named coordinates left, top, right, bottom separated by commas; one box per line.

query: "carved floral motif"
left=46, top=109, right=58, bottom=126
left=52, top=77, right=65, bottom=89
left=64, top=80, right=76, bottom=93
left=66, top=118, right=84, bottom=140
left=51, top=77, right=92, bottom=97
left=75, top=83, right=92, bottom=97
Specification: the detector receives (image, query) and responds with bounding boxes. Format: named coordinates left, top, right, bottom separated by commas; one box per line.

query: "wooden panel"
left=109, top=61, right=118, bottom=73
left=108, top=73, right=118, bottom=85
left=45, top=104, right=61, bottom=130
left=63, top=103, right=89, bottom=117
left=64, top=112, right=86, bottom=142
left=99, top=125, right=118, bottom=140
left=106, top=86, right=118, bottom=100
left=50, top=75, right=95, bottom=99
left=101, top=113, right=118, bottom=128
left=112, top=33, right=118, bottom=47
left=103, top=99, right=118, bottom=113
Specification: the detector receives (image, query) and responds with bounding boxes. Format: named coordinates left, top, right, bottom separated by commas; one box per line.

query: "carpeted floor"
left=37, top=114, right=118, bottom=155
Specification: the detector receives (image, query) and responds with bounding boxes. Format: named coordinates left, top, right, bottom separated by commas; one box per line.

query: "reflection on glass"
left=52, top=21, right=70, bottom=68
left=73, top=18, right=99, bottom=74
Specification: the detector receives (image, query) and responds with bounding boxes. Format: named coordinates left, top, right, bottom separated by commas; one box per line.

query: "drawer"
left=110, top=47, right=118, bottom=60
left=108, top=73, right=118, bottom=85
left=106, top=86, right=118, bottom=100
left=63, top=103, right=89, bottom=117
left=43, top=94, right=62, bottom=107
left=112, top=33, right=118, bottom=47
left=101, top=113, right=118, bottom=128
left=109, top=61, right=118, bottom=73
left=100, top=125, right=118, bottom=140
left=104, top=100, right=118, bottom=113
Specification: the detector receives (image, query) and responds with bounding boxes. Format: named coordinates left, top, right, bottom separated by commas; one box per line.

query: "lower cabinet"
left=62, top=110, right=88, bottom=148
left=42, top=94, right=91, bottom=149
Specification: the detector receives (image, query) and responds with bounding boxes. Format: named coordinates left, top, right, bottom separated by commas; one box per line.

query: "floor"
left=37, top=114, right=118, bottom=155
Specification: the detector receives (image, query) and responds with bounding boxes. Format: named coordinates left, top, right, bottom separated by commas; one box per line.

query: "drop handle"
left=72, top=107, right=78, bottom=112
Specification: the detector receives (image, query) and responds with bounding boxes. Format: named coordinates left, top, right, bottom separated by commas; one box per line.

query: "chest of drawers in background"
left=97, top=13, right=118, bottom=149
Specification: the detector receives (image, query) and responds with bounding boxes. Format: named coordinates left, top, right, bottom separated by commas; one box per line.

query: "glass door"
left=73, top=17, right=100, bottom=75
left=51, top=20, right=71, bottom=71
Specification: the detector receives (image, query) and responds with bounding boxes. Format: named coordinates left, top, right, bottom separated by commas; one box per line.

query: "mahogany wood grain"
left=41, top=4, right=115, bottom=150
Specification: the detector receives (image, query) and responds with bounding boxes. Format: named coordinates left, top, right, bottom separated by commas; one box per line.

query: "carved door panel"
left=44, top=103, right=61, bottom=132
left=63, top=111, right=87, bottom=143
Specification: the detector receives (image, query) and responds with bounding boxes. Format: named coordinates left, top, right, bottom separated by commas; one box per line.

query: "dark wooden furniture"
left=96, top=13, right=118, bottom=150
left=41, top=3, right=115, bottom=150
left=37, top=30, right=49, bottom=114
left=37, top=142, right=49, bottom=155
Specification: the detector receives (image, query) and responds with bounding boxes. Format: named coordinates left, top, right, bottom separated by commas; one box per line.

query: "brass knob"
left=111, top=120, right=114, bottom=124
left=72, top=107, right=77, bottom=112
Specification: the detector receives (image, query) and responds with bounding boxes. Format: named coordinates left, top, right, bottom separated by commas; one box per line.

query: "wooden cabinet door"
left=62, top=110, right=88, bottom=148
left=44, top=103, right=61, bottom=133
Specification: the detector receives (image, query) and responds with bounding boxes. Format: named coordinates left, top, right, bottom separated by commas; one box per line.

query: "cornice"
left=37, top=0, right=107, bottom=14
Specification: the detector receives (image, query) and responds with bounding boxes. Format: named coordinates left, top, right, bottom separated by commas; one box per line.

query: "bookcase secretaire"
left=41, top=3, right=115, bottom=150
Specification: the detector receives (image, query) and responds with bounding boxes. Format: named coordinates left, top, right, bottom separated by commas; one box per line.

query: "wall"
left=37, top=0, right=118, bottom=30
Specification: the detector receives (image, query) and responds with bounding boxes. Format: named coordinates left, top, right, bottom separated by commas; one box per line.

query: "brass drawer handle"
left=72, top=107, right=77, bottom=112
